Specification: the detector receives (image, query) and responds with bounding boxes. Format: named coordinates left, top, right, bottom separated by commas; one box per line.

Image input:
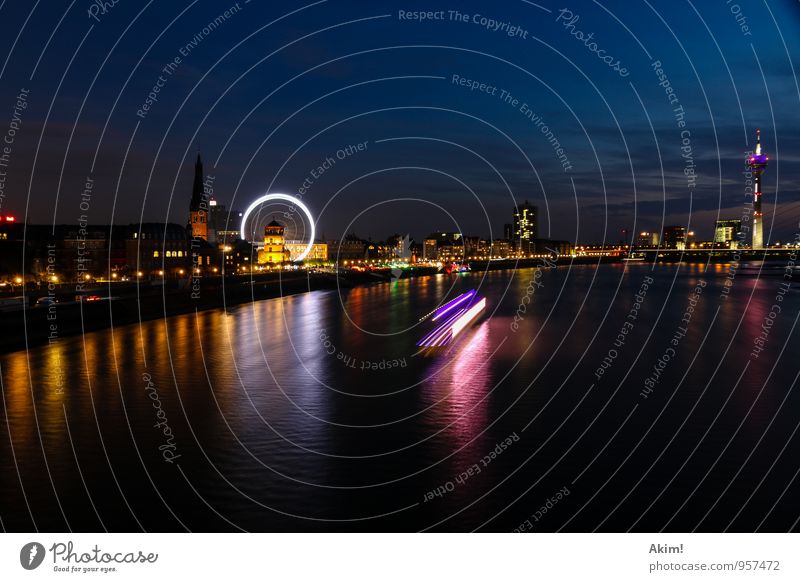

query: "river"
left=1, top=262, right=799, bottom=531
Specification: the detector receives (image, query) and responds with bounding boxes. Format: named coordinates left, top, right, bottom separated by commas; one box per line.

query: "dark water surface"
left=2, top=263, right=799, bottom=531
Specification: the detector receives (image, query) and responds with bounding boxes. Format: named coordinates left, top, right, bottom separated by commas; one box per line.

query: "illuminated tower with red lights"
left=749, top=129, right=769, bottom=250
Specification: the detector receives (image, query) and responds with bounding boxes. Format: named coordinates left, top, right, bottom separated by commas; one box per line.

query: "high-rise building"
left=423, top=238, right=438, bottom=261
left=513, top=201, right=537, bottom=252
left=636, top=231, right=659, bottom=247
left=714, top=219, right=742, bottom=249
left=207, top=198, right=243, bottom=244
left=748, top=129, right=769, bottom=249
left=661, top=226, right=687, bottom=250
left=188, top=154, right=210, bottom=240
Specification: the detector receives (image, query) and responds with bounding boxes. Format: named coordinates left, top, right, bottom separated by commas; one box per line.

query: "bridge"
left=620, top=248, right=798, bottom=262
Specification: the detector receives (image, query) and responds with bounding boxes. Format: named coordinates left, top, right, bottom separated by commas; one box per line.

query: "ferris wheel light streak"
left=240, top=193, right=315, bottom=262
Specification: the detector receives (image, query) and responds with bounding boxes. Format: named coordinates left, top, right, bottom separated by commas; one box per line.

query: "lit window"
left=153, top=251, right=159, bottom=257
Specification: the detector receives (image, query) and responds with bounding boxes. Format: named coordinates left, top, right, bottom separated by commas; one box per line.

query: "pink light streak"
left=417, top=293, right=486, bottom=348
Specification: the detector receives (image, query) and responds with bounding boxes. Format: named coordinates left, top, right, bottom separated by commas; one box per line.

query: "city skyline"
left=0, top=2, right=798, bottom=244
left=0, top=129, right=783, bottom=249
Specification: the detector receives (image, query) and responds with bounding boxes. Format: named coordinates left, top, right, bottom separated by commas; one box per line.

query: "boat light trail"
left=432, top=289, right=476, bottom=322
left=417, top=290, right=486, bottom=348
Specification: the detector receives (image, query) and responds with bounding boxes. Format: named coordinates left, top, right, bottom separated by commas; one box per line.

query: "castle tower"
left=257, top=217, right=289, bottom=265
left=189, top=154, right=209, bottom=240
left=749, top=129, right=769, bottom=250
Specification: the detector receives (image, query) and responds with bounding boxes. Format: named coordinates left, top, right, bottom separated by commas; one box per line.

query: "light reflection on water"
left=1, top=264, right=799, bottom=531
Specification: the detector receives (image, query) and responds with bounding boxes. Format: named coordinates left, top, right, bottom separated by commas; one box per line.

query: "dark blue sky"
left=1, top=0, right=799, bottom=243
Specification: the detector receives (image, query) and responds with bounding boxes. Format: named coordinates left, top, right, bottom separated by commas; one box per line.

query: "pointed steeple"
left=190, top=153, right=204, bottom=211
left=755, top=128, right=761, bottom=155
left=187, top=152, right=210, bottom=240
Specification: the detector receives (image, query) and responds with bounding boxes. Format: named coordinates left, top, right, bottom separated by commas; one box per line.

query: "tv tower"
left=749, top=129, right=769, bottom=250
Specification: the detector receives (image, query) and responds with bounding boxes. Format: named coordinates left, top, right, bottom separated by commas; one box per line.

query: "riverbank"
left=0, top=270, right=391, bottom=355
left=2, top=255, right=796, bottom=356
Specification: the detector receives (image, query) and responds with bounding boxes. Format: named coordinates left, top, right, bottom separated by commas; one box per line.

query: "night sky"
left=1, top=0, right=799, bottom=243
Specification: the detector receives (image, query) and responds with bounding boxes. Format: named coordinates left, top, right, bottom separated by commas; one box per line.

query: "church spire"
left=190, top=153, right=204, bottom=211
left=188, top=153, right=209, bottom=240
